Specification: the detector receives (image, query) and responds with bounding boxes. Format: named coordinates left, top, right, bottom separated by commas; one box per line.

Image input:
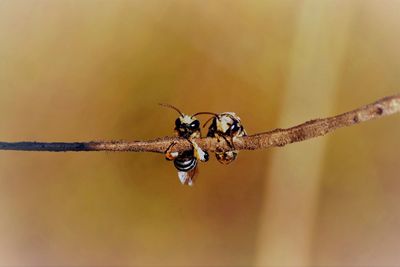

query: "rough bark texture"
left=0, top=95, right=399, bottom=153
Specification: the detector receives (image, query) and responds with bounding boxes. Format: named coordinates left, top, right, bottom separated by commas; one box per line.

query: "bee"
left=203, top=112, right=247, bottom=164
left=160, top=103, right=209, bottom=186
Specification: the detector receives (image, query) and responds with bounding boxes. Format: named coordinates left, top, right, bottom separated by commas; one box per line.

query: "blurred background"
left=0, top=0, right=399, bottom=266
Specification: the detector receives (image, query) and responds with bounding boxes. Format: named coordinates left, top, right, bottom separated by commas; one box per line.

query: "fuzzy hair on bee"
left=203, top=112, right=247, bottom=164
left=160, top=103, right=209, bottom=186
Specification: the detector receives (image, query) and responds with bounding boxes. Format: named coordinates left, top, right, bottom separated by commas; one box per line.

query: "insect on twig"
left=159, top=103, right=209, bottom=186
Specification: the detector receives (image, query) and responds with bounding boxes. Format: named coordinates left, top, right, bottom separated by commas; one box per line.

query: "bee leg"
left=221, top=135, right=235, bottom=150
left=230, top=136, right=236, bottom=150
left=164, top=141, right=179, bottom=161
left=188, top=139, right=209, bottom=162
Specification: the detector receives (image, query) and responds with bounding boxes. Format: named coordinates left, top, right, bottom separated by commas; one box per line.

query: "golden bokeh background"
left=0, top=1, right=399, bottom=266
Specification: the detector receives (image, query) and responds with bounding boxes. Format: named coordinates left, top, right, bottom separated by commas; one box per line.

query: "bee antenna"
left=159, top=103, right=184, bottom=116
left=202, top=116, right=215, bottom=128
left=192, top=111, right=218, bottom=117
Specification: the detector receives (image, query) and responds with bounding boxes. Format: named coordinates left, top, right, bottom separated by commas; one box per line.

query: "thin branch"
left=0, top=95, right=399, bottom=153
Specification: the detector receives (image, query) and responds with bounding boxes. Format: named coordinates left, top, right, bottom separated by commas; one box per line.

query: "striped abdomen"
left=174, top=150, right=197, bottom=172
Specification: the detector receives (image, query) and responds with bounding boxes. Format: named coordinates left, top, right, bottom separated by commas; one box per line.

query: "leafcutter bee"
left=160, top=103, right=209, bottom=186
left=201, top=112, right=247, bottom=164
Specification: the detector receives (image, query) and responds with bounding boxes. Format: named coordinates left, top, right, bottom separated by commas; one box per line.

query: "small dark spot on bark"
left=353, top=115, right=359, bottom=123
left=276, top=142, right=286, bottom=147
left=293, top=128, right=307, bottom=142
left=376, top=106, right=384, bottom=115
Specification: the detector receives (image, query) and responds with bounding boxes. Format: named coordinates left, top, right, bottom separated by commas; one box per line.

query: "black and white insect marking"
left=203, top=112, right=247, bottom=164
left=160, top=104, right=209, bottom=186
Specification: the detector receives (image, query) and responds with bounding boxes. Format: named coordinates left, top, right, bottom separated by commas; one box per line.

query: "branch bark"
left=0, top=95, right=399, bottom=153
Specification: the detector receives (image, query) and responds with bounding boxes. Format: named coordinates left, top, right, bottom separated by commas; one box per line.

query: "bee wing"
left=177, top=166, right=198, bottom=186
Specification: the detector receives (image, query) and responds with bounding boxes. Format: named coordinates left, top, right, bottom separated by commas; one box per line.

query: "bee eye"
left=230, top=122, right=240, bottom=133
left=175, top=118, right=181, bottom=127
left=190, top=120, right=200, bottom=129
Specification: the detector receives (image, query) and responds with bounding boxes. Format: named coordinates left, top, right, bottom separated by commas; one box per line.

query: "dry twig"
left=0, top=95, right=399, bottom=153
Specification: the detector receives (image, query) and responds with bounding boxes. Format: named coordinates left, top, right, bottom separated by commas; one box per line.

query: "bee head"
left=159, top=103, right=202, bottom=138
left=207, top=112, right=246, bottom=138
left=175, top=115, right=200, bottom=138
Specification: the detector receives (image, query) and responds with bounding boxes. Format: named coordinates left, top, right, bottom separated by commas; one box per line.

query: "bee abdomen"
left=174, top=152, right=197, bottom=172
left=215, top=150, right=238, bottom=165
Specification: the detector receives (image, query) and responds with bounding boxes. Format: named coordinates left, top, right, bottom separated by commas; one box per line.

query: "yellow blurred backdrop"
left=0, top=0, right=399, bottom=266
